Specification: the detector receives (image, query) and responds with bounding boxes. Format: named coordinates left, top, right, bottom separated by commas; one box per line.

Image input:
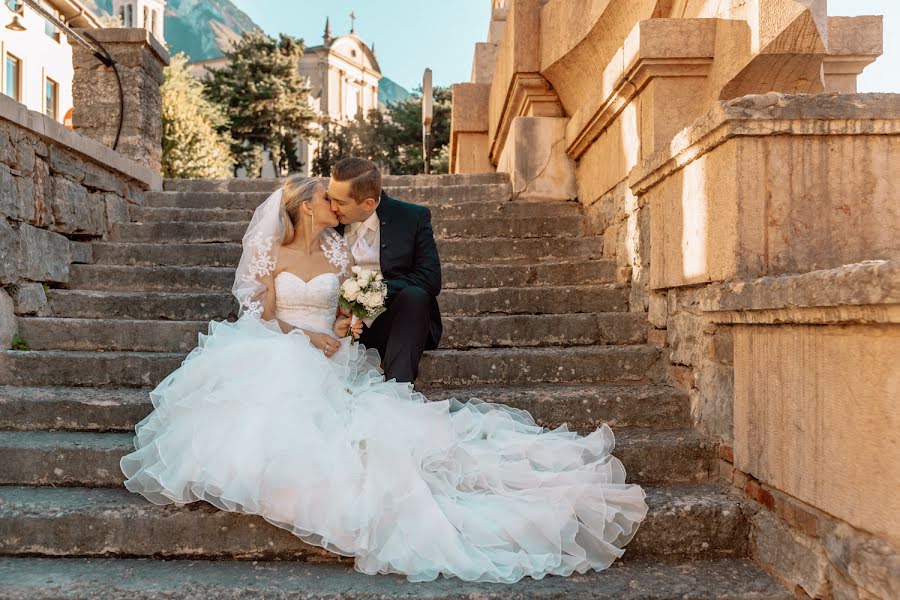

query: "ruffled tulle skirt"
left=120, top=315, right=648, bottom=583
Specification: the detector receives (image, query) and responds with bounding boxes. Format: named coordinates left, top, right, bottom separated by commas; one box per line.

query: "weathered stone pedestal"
left=70, top=28, right=169, bottom=174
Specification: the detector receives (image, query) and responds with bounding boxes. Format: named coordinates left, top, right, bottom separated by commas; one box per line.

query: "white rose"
left=351, top=266, right=362, bottom=275
left=375, top=273, right=384, bottom=281
left=363, top=292, right=383, bottom=310
left=358, top=269, right=374, bottom=283
left=341, top=280, right=360, bottom=302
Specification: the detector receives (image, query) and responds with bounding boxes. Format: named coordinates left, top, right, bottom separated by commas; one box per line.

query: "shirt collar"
left=351, top=210, right=380, bottom=236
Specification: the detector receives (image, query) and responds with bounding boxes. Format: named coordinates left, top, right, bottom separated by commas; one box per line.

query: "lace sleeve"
left=233, top=190, right=284, bottom=319
left=321, top=228, right=353, bottom=281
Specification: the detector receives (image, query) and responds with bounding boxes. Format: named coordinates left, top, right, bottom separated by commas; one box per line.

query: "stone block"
left=471, top=42, right=499, bottom=84
left=47, top=146, right=87, bottom=182
left=83, top=165, right=128, bottom=196
left=31, top=158, right=52, bottom=227
left=15, top=176, right=35, bottom=224
left=0, top=127, right=13, bottom=165
left=0, top=219, right=15, bottom=283
left=734, top=324, right=900, bottom=543
left=0, top=288, right=14, bottom=349
left=0, top=165, right=16, bottom=219
left=11, top=282, right=49, bottom=316
left=70, top=241, right=93, bottom=264
left=752, top=509, right=830, bottom=599
left=71, top=28, right=169, bottom=173
left=104, top=194, right=130, bottom=226
left=821, top=519, right=900, bottom=600
left=16, top=224, right=71, bottom=283
left=15, top=142, right=35, bottom=176
left=51, top=178, right=105, bottom=236
left=649, top=292, right=667, bottom=328
left=497, top=117, right=576, bottom=200
left=643, top=97, right=900, bottom=289
left=451, top=133, right=493, bottom=175
left=824, top=16, right=883, bottom=94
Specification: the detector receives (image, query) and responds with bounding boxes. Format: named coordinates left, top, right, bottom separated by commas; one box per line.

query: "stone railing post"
left=70, top=28, right=169, bottom=174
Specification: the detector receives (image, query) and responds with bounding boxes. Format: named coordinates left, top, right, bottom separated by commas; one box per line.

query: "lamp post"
left=422, top=68, right=433, bottom=175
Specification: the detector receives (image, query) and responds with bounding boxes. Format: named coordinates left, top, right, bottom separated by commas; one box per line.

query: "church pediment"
left=325, top=35, right=382, bottom=75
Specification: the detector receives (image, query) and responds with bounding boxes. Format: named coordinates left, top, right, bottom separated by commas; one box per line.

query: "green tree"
left=206, top=31, right=317, bottom=176
left=312, top=86, right=452, bottom=176
left=161, top=52, right=233, bottom=179
left=382, top=86, right=452, bottom=175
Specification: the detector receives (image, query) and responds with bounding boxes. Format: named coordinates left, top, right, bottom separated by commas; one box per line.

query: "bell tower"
left=111, top=0, right=166, bottom=44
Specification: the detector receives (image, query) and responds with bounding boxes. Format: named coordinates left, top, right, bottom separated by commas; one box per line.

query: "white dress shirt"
left=347, top=210, right=382, bottom=326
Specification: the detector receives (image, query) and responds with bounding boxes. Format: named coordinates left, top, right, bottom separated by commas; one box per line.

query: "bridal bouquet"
left=339, top=267, right=388, bottom=331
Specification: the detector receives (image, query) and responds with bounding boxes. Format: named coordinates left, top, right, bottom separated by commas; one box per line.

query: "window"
left=4, top=54, right=21, bottom=102
left=4, top=0, right=22, bottom=14
left=143, top=6, right=148, bottom=28
left=150, top=10, right=157, bottom=35
left=45, top=77, right=59, bottom=121
left=125, top=4, right=133, bottom=27
left=39, top=1, right=61, bottom=42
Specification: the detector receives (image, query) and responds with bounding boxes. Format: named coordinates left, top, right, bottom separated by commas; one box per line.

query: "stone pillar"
left=70, top=28, right=169, bottom=174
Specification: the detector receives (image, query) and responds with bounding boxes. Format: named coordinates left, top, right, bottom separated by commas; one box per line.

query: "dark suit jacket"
left=342, top=191, right=443, bottom=349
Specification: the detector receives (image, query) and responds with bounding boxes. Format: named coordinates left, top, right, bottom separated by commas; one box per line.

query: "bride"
left=120, top=175, right=648, bottom=584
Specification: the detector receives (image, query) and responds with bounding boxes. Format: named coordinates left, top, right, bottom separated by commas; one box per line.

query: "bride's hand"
left=308, top=332, right=341, bottom=358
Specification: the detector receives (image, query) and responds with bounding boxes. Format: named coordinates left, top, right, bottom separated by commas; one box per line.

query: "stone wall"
left=631, top=95, right=899, bottom=598
left=450, top=2, right=897, bottom=597
left=0, top=93, right=158, bottom=348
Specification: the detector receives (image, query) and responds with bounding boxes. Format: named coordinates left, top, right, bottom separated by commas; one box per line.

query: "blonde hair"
left=280, top=175, right=323, bottom=245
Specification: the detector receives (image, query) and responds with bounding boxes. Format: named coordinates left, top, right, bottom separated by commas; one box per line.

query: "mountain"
left=378, top=77, right=412, bottom=107
left=88, top=0, right=260, bottom=62
left=87, top=0, right=409, bottom=103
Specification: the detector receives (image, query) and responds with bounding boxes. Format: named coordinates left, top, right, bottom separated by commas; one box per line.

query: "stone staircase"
left=0, top=173, right=789, bottom=598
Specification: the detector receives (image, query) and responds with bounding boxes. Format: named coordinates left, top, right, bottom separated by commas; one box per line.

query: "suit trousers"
left=359, top=286, right=432, bottom=384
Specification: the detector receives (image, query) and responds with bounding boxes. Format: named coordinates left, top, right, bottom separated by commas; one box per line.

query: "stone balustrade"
left=1, top=28, right=165, bottom=349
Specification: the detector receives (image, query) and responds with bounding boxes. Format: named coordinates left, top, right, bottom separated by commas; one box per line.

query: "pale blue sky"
left=230, top=0, right=897, bottom=93
left=229, top=0, right=491, bottom=90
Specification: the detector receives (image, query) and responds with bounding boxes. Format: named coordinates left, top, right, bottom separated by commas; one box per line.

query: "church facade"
left=295, top=19, right=382, bottom=175
left=191, top=18, right=383, bottom=176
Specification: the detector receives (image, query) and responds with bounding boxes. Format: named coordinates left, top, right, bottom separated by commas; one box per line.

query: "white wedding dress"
left=120, top=270, right=648, bottom=583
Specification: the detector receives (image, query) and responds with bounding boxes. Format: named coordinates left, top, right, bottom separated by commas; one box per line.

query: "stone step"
left=148, top=185, right=509, bottom=210
left=132, top=198, right=580, bottom=222
left=0, top=428, right=714, bottom=487
left=0, top=346, right=662, bottom=388
left=0, top=384, right=691, bottom=433
left=90, top=237, right=605, bottom=267
left=0, top=484, right=752, bottom=561
left=63, top=261, right=617, bottom=292
left=17, top=314, right=648, bottom=352
left=0, top=556, right=792, bottom=600
left=46, top=285, right=628, bottom=320
left=163, top=173, right=510, bottom=192
left=108, top=216, right=586, bottom=243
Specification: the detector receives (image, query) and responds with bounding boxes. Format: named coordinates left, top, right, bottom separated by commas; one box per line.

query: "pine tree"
left=161, top=53, right=234, bottom=179
left=206, top=31, right=317, bottom=176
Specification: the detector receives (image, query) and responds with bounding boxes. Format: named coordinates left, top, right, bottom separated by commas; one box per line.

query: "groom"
left=328, top=157, right=442, bottom=384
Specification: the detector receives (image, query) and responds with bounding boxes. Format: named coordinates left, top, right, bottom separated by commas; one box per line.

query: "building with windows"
left=1, top=0, right=100, bottom=124
left=190, top=18, right=382, bottom=176
left=112, top=0, right=163, bottom=43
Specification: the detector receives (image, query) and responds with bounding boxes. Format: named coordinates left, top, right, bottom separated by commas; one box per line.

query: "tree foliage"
left=161, top=52, right=233, bottom=179
left=312, top=86, right=452, bottom=176
left=205, top=31, right=317, bottom=176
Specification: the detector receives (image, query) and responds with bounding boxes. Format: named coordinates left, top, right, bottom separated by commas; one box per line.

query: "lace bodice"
left=274, top=271, right=341, bottom=334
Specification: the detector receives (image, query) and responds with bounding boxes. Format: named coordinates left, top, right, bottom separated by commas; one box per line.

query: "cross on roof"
left=350, top=11, right=356, bottom=33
